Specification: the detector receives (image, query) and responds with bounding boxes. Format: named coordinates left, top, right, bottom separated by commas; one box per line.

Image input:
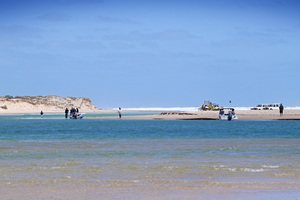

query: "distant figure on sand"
left=219, top=109, right=224, bottom=115
left=40, top=111, right=43, bottom=118
left=118, top=107, right=122, bottom=119
left=65, top=108, right=69, bottom=119
left=279, top=103, right=284, bottom=116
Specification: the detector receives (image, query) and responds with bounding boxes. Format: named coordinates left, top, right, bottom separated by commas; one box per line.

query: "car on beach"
left=198, top=100, right=221, bottom=111
left=250, top=103, right=280, bottom=110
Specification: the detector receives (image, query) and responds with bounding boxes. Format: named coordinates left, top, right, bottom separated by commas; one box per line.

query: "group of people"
left=41, top=106, right=124, bottom=119
left=41, top=104, right=284, bottom=119
left=65, top=107, right=79, bottom=119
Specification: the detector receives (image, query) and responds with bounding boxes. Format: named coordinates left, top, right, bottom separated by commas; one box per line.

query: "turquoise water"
left=0, top=112, right=158, bottom=119
left=0, top=119, right=299, bottom=199
left=0, top=119, right=299, bottom=140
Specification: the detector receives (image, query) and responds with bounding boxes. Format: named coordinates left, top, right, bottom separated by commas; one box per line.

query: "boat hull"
left=219, top=114, right=238, bottom=121
left=69, top=113, right=84, bottom=119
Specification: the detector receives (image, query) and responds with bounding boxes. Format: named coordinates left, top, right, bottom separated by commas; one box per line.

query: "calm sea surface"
left=0, top=119, right=299, bottom=199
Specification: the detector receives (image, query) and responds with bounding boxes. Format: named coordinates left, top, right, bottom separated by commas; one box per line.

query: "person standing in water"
left=40, top=111, right=43, bottom=118
left=279, top=103, right=284, bottom=116
left=118, top=107, right=122, bottom=119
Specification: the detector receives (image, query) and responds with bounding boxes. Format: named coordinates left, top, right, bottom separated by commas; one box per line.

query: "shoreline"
left=135, top=110, right=300, bottom=121
left=86, top=109, right=300, bottom=120
left=2, top=109, right=299, bottom=121
left=0, top=109, right=117, bottom=115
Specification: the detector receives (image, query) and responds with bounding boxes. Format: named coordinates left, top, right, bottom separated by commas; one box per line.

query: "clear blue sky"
left=1, top=0, right=299, bottom=108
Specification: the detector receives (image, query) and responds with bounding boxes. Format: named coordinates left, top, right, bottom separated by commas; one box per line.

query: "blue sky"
left=0, top=0, right=299, bottom=108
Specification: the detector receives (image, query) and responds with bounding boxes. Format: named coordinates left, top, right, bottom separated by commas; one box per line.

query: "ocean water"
left=0, top=119, right=299, bottom=199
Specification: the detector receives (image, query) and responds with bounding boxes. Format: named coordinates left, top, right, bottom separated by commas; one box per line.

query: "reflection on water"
left=0, top=120, right=299, bottom=199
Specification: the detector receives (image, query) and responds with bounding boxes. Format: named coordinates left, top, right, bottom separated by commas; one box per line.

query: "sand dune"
left=0, top=96, right=101, bottom=114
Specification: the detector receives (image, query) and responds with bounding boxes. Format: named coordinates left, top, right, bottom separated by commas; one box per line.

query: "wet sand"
left=2, top=179, right=298, bottom=200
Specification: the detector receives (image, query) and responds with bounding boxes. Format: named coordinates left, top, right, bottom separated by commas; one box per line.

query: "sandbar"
left=86, top=109, right=300, bottom=121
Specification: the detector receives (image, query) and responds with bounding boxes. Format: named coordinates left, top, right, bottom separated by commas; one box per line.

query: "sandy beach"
left=1, top=96, right=299, bottom=120
left=84, top=109, right=300, bottom=121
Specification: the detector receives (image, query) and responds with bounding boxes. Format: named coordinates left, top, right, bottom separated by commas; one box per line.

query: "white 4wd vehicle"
left=251, top=103, right=280, bottom=110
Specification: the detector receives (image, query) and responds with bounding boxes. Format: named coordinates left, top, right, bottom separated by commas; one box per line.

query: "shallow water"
left=0, top=119, right=299, bottom=199
left=0, top=112, right=158, bottom=120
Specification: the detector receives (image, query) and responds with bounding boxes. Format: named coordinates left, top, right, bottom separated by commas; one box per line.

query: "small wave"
left=242, top=168, right=265, bottom=172
left=227, top=168, right=237, bottom=172
left=213, top=165, right=266, bottom=173
left=262, top=165, right=279, bottom=169
left=51, top=166, right=64, bottom=169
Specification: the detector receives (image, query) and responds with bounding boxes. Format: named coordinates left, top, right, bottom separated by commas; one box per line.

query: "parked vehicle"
left=251, top=103, right=280, bottom=110
left=199, top=100, right=221, bottom=111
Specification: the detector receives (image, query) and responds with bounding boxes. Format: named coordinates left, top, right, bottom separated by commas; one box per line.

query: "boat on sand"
left=70, top=113, right=84, bottom=119
left=219, top=108, right=238, bottom=121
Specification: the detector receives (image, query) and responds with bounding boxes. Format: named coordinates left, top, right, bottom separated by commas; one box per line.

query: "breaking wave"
left=115, top=106, right=300, bottom=112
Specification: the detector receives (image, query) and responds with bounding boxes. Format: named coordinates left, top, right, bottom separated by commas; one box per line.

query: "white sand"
left=86, top=109, right=300, bottom=120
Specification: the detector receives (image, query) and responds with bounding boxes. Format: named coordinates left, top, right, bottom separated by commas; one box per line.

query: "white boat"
left=219, top=108, right=238, bottom=121
left=69, top=113, right=84, bottom=119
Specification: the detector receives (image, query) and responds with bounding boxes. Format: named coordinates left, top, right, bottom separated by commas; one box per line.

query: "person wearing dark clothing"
left=40, top=111, right=43, bottom=118
left=71, top=107, right=76, bottom=118
left=65, top=108, right=69, bottom=119
left=118, top=107, right=122, bottom=119
left=279, top=103, right=284, bottom=116
left=219, top=109, right=224, bottom=115
left=231, top=108, right=235, bottom=115
left=76, top=108, right=79, bottom=113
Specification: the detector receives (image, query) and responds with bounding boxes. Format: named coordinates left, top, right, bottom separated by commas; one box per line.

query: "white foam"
left=286, top=106, right=300, bottom=110
left=232, top=107, right=252, bottom=110
left=242, top=168, right=264, bottom=172
left=262, top=165, right=279, bottom=169
left=228, top=168, right=237, bottom=172
left=115, top=106, right=252, bottom=112
left=114, top=107, right=199, bottom=112
left=114, top=106, right=300, bottom=112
